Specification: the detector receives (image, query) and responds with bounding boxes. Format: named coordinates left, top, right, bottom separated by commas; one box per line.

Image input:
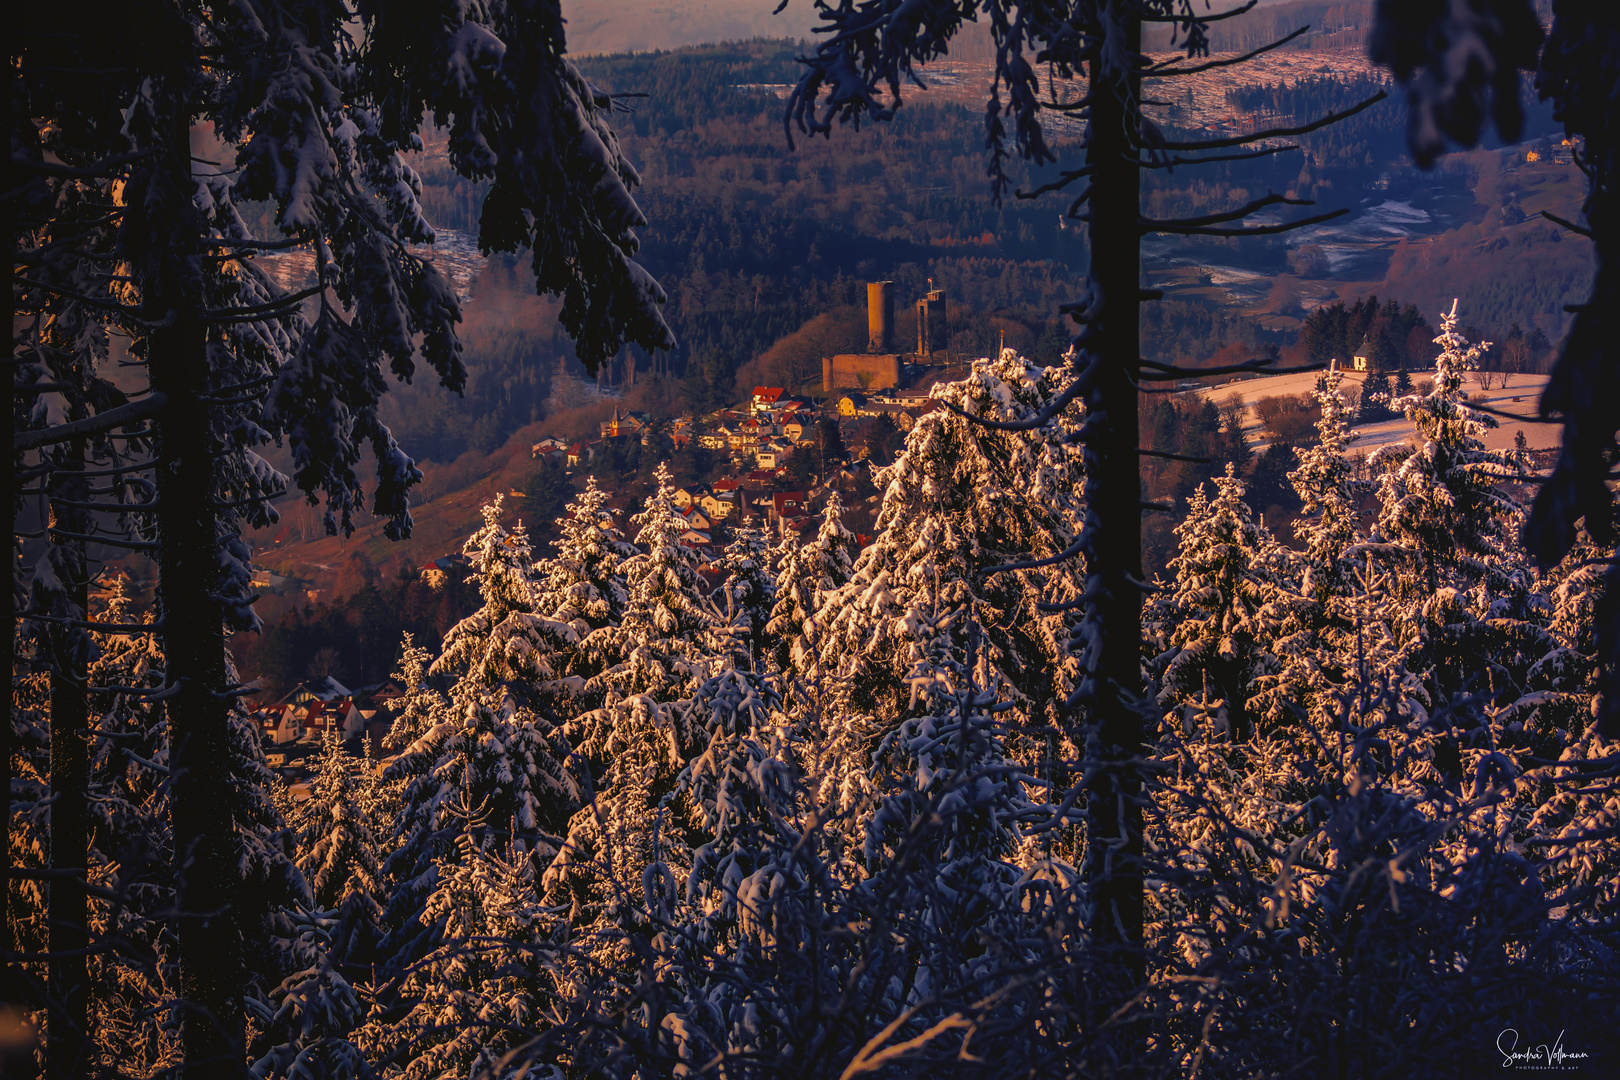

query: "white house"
left=265, top=697, right=368, bottom=744
left=751, top=386, right=786, bottom=415
left=756, top=439, right=794, bottom=469
left=531, top=437, right=568, bottom=461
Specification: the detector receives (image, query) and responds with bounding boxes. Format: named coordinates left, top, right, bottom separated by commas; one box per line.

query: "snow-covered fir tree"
left=810, top=351, right=1085, bottom=843
left=1358, top=305, right=1553, bottom=715
left=1152, top=467, right=1294, bottom=742
left=766, top=490, right=858, bottom=690
left=383, top=633, right=444, bottom=753
left=1289, top=364, right=1367, bottom=603
left=548, top=463, right=719, bottom=958
left=248, top=904, right=372, bottom=1080
left=80, top=587, right=178, bottom=1072
left=372, top=677, right=580, bottom=1055
left=712, top=523, right=776, bottom=670
left=536, top=474, right=634, bottom=633
left=292, top=728, right=384, bottom=976
left=364, top=812, right=561, bottom=1080
left=432, top=496, right=580, bottom=695
left=860, top=611, right=1044, bottom=993
left=1238, top=364, right=1375, bottom=732
left=1371, top=301, right=1525, bottom=598
left=378, top=502, right=582, bottom=990
left=1525, top=522, right=1609, bottom=710
left=577, top=462, right=718, bottom=709
left=675, top=665, right=799, bottom=935
left=648, top=661, right=808, bottom=1066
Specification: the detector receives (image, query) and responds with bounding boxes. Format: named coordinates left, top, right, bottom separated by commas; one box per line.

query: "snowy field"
left=257, top=226, right=486, bottom=302
left=1192, top=369, right=1559, bottom=453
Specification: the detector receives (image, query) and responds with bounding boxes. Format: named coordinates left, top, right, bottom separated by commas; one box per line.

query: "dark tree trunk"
left=3, top=83, right=16, bottom=1016
left=46, top=443, right=89, bottom=1080
left=1081, top=3, right=1145, bottom=975
left=148, top=115, right=245, bottom=1080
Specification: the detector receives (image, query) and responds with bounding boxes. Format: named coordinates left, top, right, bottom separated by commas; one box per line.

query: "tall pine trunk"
left=46, top=441, right=88, bottom=1080
left=147, top=112, right=245, bottom=1080
left=1081, top=1, right=1145, bottom=975
left=3, top=85, right=16, bottom=1015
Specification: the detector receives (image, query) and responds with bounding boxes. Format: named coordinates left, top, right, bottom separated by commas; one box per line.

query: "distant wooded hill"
left=379, top=35, right=1574, bottom=466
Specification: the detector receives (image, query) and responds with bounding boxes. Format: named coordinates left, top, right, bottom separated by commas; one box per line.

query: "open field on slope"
left=1192, top=369, right=1559, bottom=454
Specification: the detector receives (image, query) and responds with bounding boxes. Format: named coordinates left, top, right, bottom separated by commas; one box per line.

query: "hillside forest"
left=214, top=32, right=1592, bottom=690
left=12, top=2, right=1618, bottom=1075
left=234, top=33, right=1587, bottom=693
left=366, top=36, right=1577, bottom=467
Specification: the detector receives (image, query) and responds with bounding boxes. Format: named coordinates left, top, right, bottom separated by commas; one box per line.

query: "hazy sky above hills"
left=562, top=0, right=819, bottom=54
left=561, top=0, right=1317, bottom=57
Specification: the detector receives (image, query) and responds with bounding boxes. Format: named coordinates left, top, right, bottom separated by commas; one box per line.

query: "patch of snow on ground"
left=1193, top=370, right=1559, bottom=455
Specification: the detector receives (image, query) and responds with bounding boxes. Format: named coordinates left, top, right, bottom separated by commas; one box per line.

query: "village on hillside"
left=244, top=281, right=982, bottom=783
left=241, top=281, right=1566, bottom=793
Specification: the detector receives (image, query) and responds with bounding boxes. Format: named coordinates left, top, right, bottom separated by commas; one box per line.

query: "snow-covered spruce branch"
left=13, top=395, right=167, bottom=453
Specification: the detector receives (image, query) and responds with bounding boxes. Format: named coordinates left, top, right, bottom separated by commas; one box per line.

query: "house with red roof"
left=751, top=386, right=786, bottom=415
left=263, top=697, right=369, bottom=745
left=531, top=437, right=568, bottom=462
left=740, top=469, right=780, bottom=492
left=769, top=491, right=808, bottom=527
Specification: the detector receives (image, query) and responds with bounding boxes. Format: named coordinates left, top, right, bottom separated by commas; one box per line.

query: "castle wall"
left=822, top=353, right=901, bottom=391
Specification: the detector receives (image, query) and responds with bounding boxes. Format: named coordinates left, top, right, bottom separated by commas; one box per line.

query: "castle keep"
left=822, top=280, right=951, bottom=391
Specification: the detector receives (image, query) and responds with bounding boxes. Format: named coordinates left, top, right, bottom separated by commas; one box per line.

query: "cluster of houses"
left=668, top=479, right=816, bottom=547
left=254, top=675, right=395, bottom=762
left=510, top=383, right=933, bottom=568
left=833, top=387, right=944, bottom=429
left=533, top=385, right=946, bottom=478
left=689, top=386, right=816, bottom=468
left=531, top=389, right=822, bottom=477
